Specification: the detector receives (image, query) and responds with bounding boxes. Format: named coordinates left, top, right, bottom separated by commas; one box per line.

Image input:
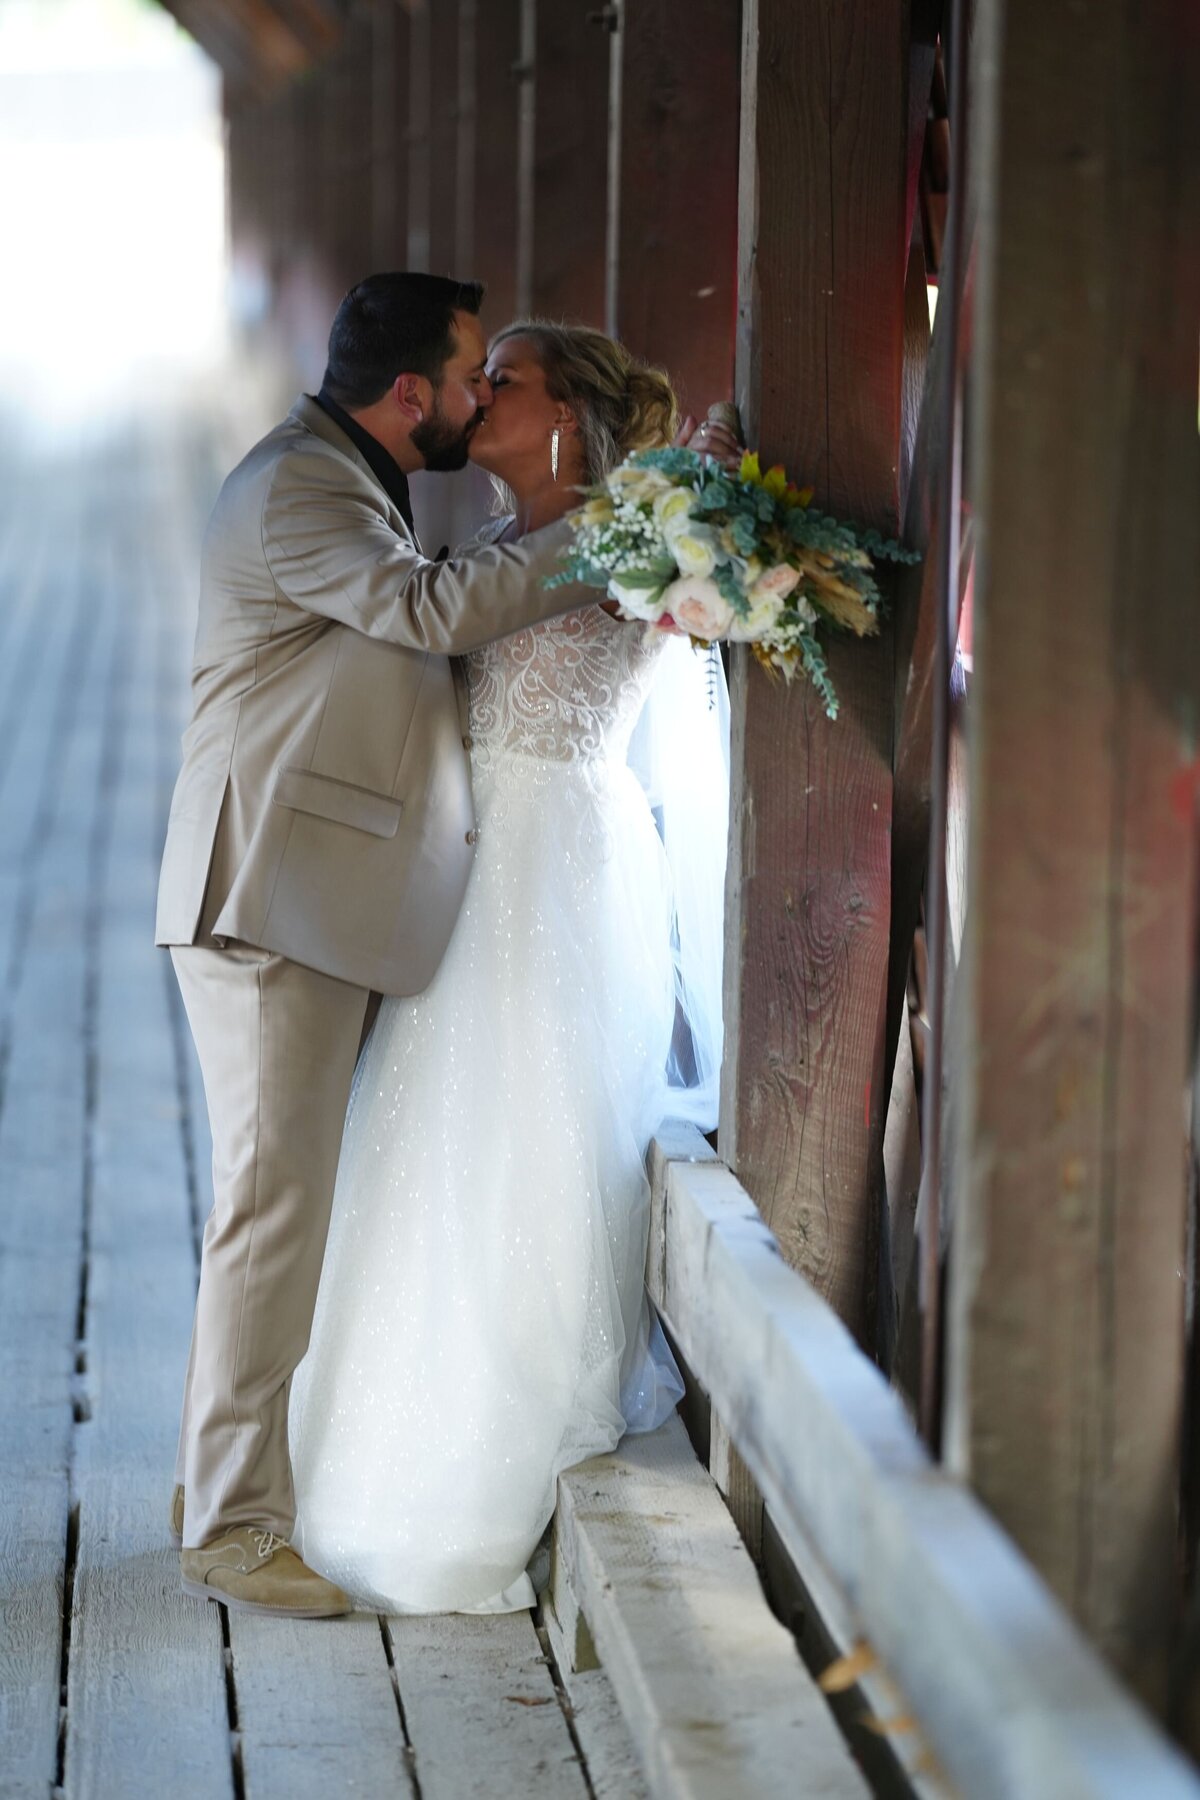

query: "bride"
left=288, top=322, right=731, bottom=1613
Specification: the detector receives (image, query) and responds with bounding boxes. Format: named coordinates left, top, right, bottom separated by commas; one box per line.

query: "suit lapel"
left=287, top=396, right=419, bottom=549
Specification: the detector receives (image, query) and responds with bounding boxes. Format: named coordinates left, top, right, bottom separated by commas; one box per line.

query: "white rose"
left=608, top=575, right=666, bottom=620
left=730, top=596, right=791, bottom=643
left=662, top=575, right=734, bottom=641
left=653, top=487, right=693, bottom=529
left=664, top=514, right=719, bottom=578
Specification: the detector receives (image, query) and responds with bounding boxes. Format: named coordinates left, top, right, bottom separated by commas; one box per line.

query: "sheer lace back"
left=459, top=516, right=667, bottom=772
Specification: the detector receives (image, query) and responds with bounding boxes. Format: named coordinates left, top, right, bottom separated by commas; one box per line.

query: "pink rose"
left=749, top=563, right=801, bottom=603
left=662, top=575, right=734, bottom=641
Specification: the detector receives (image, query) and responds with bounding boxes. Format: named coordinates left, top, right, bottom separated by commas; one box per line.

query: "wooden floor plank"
left=387, top=1610, right=590, bottom=1800
left=139, top=422, right=419, bottom=1797
left=0, top=482, right=61, bottom=833
left=2, top=405, right=808, bottom=1800
left=63, top=442, right=230, bottom=1799
left=0, top=499, right=89, bottom=1018
left=0, top=489, right=121, bottom=1798
left=554, top=1415, right=871, bottom=1800
left=142, top=418, right=587, bottom=1800
left=232, top=1612, right=412, bottom=1798
left=542, top=1598, right=650, bottom=1800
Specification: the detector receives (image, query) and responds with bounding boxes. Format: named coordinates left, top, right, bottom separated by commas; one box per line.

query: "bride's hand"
left=673, top=412, right=743, bottom=472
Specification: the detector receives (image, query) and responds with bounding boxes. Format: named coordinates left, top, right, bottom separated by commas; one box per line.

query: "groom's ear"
left=392, top=372, right=432, bottom=427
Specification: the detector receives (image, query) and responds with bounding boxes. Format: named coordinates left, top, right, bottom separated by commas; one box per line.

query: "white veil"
left=626, top=636, right=730, bottom=1134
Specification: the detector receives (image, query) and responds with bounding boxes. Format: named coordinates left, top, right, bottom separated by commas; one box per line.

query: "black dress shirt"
left=311, top=388, right=415, bottom=535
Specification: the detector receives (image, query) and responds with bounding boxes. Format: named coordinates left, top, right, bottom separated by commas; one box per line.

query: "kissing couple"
left=157, top=271, right=739, bottom=1619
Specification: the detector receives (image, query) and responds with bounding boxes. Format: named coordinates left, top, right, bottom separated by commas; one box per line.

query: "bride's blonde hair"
left=489, top=320, right=679, bottom=484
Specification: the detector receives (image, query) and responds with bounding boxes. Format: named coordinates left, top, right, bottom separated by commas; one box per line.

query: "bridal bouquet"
left=549, top=448, right=919, bottom=718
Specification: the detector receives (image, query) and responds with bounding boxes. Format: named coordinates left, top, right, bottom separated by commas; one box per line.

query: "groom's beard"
left=412, top=396, right=484, bottom=472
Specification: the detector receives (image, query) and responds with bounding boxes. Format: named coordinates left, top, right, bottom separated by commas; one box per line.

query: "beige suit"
left=160, top=397, right=583, bottom=1546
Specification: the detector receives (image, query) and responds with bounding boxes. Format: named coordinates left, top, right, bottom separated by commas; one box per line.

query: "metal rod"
left=919, top=0, right=970, bottom=1452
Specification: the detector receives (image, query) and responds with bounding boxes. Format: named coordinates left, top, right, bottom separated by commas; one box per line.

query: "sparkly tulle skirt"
left=288, top=747, right=685, bottom=1613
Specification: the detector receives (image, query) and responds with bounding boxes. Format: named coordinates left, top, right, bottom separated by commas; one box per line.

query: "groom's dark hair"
left=321, top=272, right=486, bottom=409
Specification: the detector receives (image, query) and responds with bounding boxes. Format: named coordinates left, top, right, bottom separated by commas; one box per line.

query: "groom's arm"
left=261, top=447, right=585, bottom=655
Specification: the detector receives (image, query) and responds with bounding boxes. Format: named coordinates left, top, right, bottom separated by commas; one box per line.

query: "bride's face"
left=469, top=335, right=576, bottom=485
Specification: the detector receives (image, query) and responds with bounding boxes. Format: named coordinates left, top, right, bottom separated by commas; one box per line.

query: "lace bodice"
left=460, top=517, right=668, bottom=771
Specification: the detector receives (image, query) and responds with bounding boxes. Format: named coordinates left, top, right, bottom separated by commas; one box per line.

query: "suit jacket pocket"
left=271, top=766, right=404, bottom=839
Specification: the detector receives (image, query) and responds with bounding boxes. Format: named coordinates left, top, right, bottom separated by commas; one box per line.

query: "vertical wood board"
left=723, top=0, right=911, bottom=1345
left=946, top=0, right=1200, bottom=1704
left=608, top=0, right=740, bottom=414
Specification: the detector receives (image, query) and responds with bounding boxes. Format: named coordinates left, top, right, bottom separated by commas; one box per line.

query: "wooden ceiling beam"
left=266, top=0, right=345, bottom=62
left=154, top=0, right=344, bottom=98
left=155, top=0, right=261, bottom=89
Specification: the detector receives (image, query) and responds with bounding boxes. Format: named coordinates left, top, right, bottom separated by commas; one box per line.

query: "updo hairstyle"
left=489, top=321, right=678, bottom=482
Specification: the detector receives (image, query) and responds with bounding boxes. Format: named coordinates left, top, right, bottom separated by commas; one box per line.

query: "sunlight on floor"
left=0, top=0, right=226, bottom=444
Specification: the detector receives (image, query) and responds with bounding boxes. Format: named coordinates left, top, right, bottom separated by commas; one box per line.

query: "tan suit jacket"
left=156, top=395, right=580, bottom=994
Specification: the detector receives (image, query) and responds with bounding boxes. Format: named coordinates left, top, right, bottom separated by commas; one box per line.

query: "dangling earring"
left=551, top=428, right=560, bottom=483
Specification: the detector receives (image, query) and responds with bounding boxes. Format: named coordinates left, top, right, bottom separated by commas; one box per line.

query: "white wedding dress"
left=288, top=521, right=727, bottom=1614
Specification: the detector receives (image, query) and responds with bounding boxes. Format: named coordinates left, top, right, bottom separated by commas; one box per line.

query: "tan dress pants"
left=170, top=941, right=369, bottom=1548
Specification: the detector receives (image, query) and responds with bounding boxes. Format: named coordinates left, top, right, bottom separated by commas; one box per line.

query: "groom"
left=157, top=272, right=587, bottom=1617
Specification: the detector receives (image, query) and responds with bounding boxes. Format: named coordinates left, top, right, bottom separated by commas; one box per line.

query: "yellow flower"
left=739, top=450, right=814, bottom=508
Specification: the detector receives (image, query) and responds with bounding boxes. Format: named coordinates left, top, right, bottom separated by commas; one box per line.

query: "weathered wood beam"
left=397, top=0, right=466, bottom=277
left=269, top=0, right=342, bottom=61
left=427, top=0, right=461, bottom=276
left=722, top=0, right=912, bottom=1350
left=945, top=0, right=1200, bottom=1709
left=404, top=0, right=471, bottom=550
left=406, top=0, right=433, bottom=270
left=316, top=10, right=374, bottom=294
left=606, top=0, right=740, bottom=413
left=452, top=0, right=522, bottom=539
left=883, top=6, right=979, bottom=1221
left=157, top=0, right=333, bottom=96
left=515, top=0, right=610, bottom=323
left=370, top=0, right=410, bottom=268
left=461, top=0, right=521, bottom=325
left=158, top=0, right=266, bottom=94
left=552, top=1416, right=871, bottom=1800
left=455, top=0, right=478, bottom=277
left=647, top=1128, right=1200, bottom=1800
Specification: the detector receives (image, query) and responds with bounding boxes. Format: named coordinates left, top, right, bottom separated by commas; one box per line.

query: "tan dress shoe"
left=181, top=1527, right=351, bottom=1618
left=169, top=1484, right=185, bottom=1548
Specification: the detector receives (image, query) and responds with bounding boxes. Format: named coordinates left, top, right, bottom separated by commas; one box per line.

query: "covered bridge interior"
left=1, top=0, right=1198, bottom=1795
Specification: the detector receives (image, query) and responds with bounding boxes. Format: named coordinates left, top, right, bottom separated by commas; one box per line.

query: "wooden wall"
left=201, top=0, right=1200, bottom=1721
left=944, top=0, right=1200, bottom=1708
left=220, top=0, right=743, bottom=547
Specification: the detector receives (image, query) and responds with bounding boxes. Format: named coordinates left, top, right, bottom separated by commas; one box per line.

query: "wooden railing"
left=645, top=1124, right=1200, bottom=1800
